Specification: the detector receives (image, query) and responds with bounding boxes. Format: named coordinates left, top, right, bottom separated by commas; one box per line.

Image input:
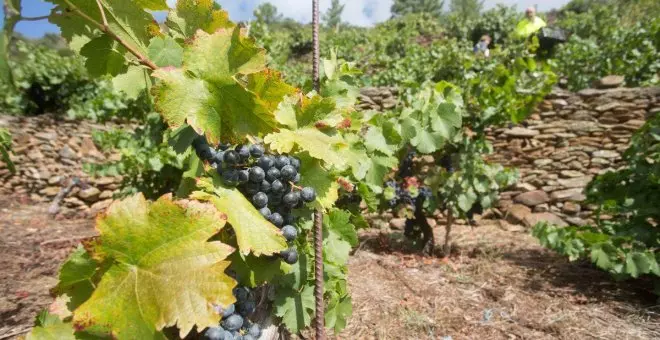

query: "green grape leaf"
left=298, top=155, right=339, bottom=210
left=73, top=194, right=236, bottom=339
left=264, top=128, right=348, bottom=169
left=364, top=155, right=397, bottom=186
left=112, top=65, right=148, bottom=99
left=411, top=130, right=445, bottom=154
left=274, top=285, right=315, bottom=333
left=323, top=231, right=352, bottom=266
left=363, top=126, right=393, bottom=156
left=324, top=209, right=358, bottom=247
left=168, top=0, right=235, bottom=38
left=152, top=29, right=286, bottom=144
left=358, top=182, right=378, bottom=212
left=590, top=246, right=611, bottom=270
left=134, top=0, right=168, bottom=10
left=167, top=125, right=198, bottom=154
left=148, top=36, right=183, bottom=67
left=325, top=295, right=352, bottom=334
left=79, top=35, right=127, bottom=77
left=25, top=312, right=75, bottom=340
left=228, top=252, right=289, bottom=288
left=191, top=184, right=287, bottom=256
left=273, top=94, right=337, bottom=129
left=625, top=252, right=652, bottom=278
left=53, top=246, right=98, bottom=311
left=457, top=188, right=478, bottom=213
left=278, top=246, right=311, bottom=290
left=431, top=102, right=462, bottom=138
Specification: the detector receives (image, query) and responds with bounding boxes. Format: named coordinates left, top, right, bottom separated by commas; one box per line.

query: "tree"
left=323, top=0, right=345, bottom=31
left=391, top=0, right=445, bottom=17
left=253, top=2, right=282, bottom=25
left=449, top=0, right=484, bottom=21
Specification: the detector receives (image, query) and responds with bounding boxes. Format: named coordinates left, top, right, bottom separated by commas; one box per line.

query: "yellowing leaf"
left=25, top=314, right=75, bottom=340
left=298, top=155, right=339, bottom=210
left=192, top=187, right=287, bottom=256
left=264, top=128, right=348, bottom=169
left=73, top=194, right=236, bottom=339
left=169, top=0, right=235, bottom=38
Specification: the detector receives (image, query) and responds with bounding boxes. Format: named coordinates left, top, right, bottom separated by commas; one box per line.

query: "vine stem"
left=311, top=0, right=325, bottom=339
left=61, top=0, right=158, bottom=70
left=444, top=209, right=454, bottom=257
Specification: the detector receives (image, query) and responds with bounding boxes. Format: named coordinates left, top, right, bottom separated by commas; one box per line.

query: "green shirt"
left=514, top=16, right=547, bottom=38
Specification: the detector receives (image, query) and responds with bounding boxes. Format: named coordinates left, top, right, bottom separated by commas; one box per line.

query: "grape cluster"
left=438, top=153, right=454, bottom=173
left=385, top=181, right=432, bottom=208
left=397, top=150, right=415, bottom=178
left=205, top=286, right=262, bottom=340
left=192, top=136, right=317, bottom=265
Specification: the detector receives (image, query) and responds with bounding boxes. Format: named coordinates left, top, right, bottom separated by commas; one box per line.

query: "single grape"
left=238, top=170, right=249, bottom=183
left=280, top=247, right=298, bottom=264
left=266, top=167, right=281, bottom=181
left=222, top=169, right=240, bottom=186
left=222, top=314, right=243, bottom=331
left=249, top=144, right=264, bottom=158
left=236, top=145, right=250, bottom=161
left=282, top=192, right=299, bottom=208
left=269, top=212, right=283, bottom=227
left=289, top=156, right=300, bottom=170
left=280, top=165, right=296, bottom=181
left=204, top=326, right=226, bottom=340
left=237, top=300, right=256, bottom=316
left=212, top=151, right=225, bottom=165
left=224, top=150, right=240, bottom=165
left=260, top=180, right=271, bottom=192
left=300, top=187, right=316, bottom=202
left=248, top=323, right=261, bottom=338
left=275, top=155, right=290, bottom=169
left=248, top=167, right=265, bottom=183
left=233, top=287, right=249, bottom=302
left=197, top=144, right=216, bottom=161
left=270, top=179, right=284, bottom=193
left=245, top=182, right=260, bottom=195
left=222, top=304, right=235, bottom=318
left=257, top=155, right=274, bottom=170
left=292, top=173, right=301, bottom=184
left=252, top=192, right=268, bottom=208
left=268, top=193, right=283, bottom=206
left=258, top=207, right=271, bottom=218
left=192, top=135, right=208, bottom=148
left=281, top=225, right=297, bottom=241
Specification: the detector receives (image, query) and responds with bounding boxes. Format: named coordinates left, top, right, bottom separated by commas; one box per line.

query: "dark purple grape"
left=245, top=182, right=260, bottom=195
left=258, top=207, right=271, bottom=218
left=270, top=179, right=284, bottom=192
left=252, top=192, right=268, bottom=208
left=237, top=300, right=256, bottom=316
left=280, top=247, right=298, bottom=264
left=236, top=145, right=250, bottom=161
left=269, top=212, right=283, bottom=227
left=292, top=173, right=301, bottom=184
left=222, top=169, right=239, bottom=186
left=282, top=191, right=299, bottom=207
left=222, top=314, right=243, bottom=331
left=280, top=165, right=296, bottom=181
left=275, top=155, right=290, bottom=169
left=248, top=167, right=265, bottom=183
left=266, top=167, right=280, bottom=181
left=281, top=225, right=297, bottom=241
left=257, top=156, right=274, bottom=170
left=212, top=151, right=225, bottom=165
left=289, top=157, right=300, bottom=170
left=249, top=144, right=264, bottom=158
left=204, top=326, right=226, bottom=340
left=233, top=287, right=250, bottom=301
left=238, top=170, right=249, bottom=183
left=300, top=187, right=316, bottom=202
left=248, top=323, right=261, bottom=338
left=222, top=304, right=235, bottom=318
left=260, top=180, right=271, bottom=192
left=223, top=150, right=240, bottom=165
left=283, top=214, right=295, bottom=225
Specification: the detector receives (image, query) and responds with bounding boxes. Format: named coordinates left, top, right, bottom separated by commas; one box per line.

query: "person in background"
left=473, top=35, right=491, bottom=57
left=514, top=6, right=547, bottom=39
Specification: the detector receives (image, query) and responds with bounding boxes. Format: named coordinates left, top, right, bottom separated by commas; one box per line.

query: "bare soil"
left=1, top=197, right=658, bottom=340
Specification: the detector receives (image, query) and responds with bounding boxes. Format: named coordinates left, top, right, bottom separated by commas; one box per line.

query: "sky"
left=1, top=0, right=572, bottom=38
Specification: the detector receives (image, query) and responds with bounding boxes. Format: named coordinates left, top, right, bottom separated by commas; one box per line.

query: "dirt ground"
left=1, top=196, right=659, bottom=340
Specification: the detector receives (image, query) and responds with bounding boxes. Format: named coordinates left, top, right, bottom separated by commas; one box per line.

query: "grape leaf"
left=73, top=194, right=236, bottom=339
left=325, top=295, right=352, bottom=334
left=264, top=128, right=348, bottom=169
left=53, top=245, right=98, bottom=311
left=274, top=285, right=315, bottom=333
left=228, top=252, right=288, bottom=288
left=323, top=231, right=351, bottom=266
left=431, top=102, right=462, bottom=138
left=590, top=246, right=611, bottom=270
left=134, top=0, right=168, bottom=10
left=152, top=29, right=287, bottom=144
left=191, top=183, right=287, bottom=256
left=273, top=94, right=337, bottom=129
left=324, top=209, right=358, bottom=247
left=298, top=155, right=339, bottom=210
left=357, top=183, right=378, bottom=212
left=167, top=0, right=234, bottom=38
left=25, top=312, right=75, bottom=340
left=112, top=65, right=148, bottom=99
left=411, top=130, right=445, bottom=154
left=148, top=36, right=183, bottom=67
left=363, top=126, right=394, bottom=156
left=79, top=36, right=128, bottom=77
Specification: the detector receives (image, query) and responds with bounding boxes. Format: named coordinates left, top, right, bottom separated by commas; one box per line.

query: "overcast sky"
left=2, top=0, right=572, bottom=38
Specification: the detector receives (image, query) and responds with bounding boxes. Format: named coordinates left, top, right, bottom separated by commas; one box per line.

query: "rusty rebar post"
left=311, top=0, right=325, bottom=339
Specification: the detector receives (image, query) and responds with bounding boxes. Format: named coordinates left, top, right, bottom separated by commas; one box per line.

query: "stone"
left=591, top=157, right=610, bottom=165
left=595, top=102, right=621, bottom=112
left=504, top=127, right=540, bottom=137
left=99, top=190, right=114, bottom=200
left=513, top=190, right=550, bottom=207
left=513, top=182, right=537, bottom=192
left=565, top=217, right=588, bottom=226
left=35, top=132, right=57, bottom=141
left=533, top=203, right=549, bottom=213
left=27, top=150, right=45, bottom=161
left=78, top=187, right=101, bottom=202
left=94, top=177, right=118, bottom=186
left=505, top=204, right=532, bottom=225
left=560, top=170, right=584, bottom=178
left=389, top=218, right=406, bottom=230
left=523, top=213, right=568, bottom=228
left=90, top=199, right=113, bottom=215
left=48, top=176, right=63, bottom=185
left=550, top=188, right=586, bottom=202
left=552, top=99, right=568, bottom=108
left=59, top=145, right=78, bottom=160
left=533, top=159, right=553, bottom=167
left=562, top=201, right=581, bottom=215
left=594, top=75, right=625, bottom=89
left=557, top=176, right=592, bottom=188
left=592, top=150, right=619, bottom=159
left=39, top=186, right=61, bottom=197
left=64, top=197, right=86, bottom=207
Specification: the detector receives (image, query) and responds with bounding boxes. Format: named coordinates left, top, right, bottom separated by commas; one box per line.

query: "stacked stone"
left=488, top=86, right=659, bottom=227
left=357, top=87, right=399, bottom=111
left=0, top=114, right=124, bottom=217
